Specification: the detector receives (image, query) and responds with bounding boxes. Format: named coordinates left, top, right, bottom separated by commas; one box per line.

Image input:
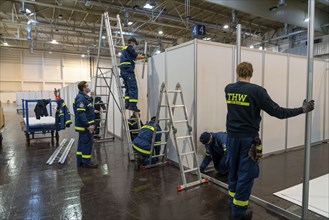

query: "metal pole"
left=236, top=24, right=241, bottom=82
left=302, top=0, right=315, bottom=219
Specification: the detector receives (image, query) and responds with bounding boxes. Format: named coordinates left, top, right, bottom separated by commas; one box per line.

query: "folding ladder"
left=95, top=12, right=141, bottom=159
left=146, top=82, right=208, bottom=191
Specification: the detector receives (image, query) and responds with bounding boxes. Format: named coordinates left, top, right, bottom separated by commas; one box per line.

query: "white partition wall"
left=312, top=60, right=326, bottom=143
left=148, top=39, right=328, bottom=164
left=262, top=53, right=288, bottom=154
left=166, top=41, right=196, bottom=163
left=287, top=56, right=307, bottom=149
left=196, top=42, right=233, bottom=144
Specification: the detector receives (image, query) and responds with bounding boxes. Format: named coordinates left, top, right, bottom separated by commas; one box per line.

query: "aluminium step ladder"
left=96, top=12, right=141, bottom=159
left=146, top=82, right=208, bottom=191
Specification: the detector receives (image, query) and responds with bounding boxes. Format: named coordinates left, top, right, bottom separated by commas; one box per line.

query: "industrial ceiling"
left=0, top=0, right=328, bottom=56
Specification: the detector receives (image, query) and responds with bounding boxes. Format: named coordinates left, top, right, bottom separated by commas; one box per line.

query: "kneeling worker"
left=199, top=131, right=229, bottom=176
left=132, top=116, right=162, bottom=168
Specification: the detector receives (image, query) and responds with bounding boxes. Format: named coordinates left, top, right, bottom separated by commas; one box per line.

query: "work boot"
left=129, top=106, right=140, bottom=112
left=230, top=209, right=253, bottom=220
left=82, top=161, right=99, bottom=169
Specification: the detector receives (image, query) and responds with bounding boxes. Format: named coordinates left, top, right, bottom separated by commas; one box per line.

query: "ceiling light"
left=155, top=50, right=161, bottom=54
left=118, top=52, right=122, bottom=56
left=202, top=37, right=211, bottom=41
left=50, top=39, right=58, bottom=44
left=143, top=3, right=154, bottom=9
left=158, top=30, right=163, bottom=35
left=3, top=42, right=9, bottom=46
left=49, top=51, right=52, bottom=54
left=102, top=36, right=106, bottom=39
left=223, top=24, right=229, bottom=29
left=259, top=46, right=263, bottom=50
left=250, top=45, right=254, bottom=48
left=128, top=21, right=133, bottom=26
left=303, top=18, right=310, bottom=22
left=81, top=54, right=86, bottom=58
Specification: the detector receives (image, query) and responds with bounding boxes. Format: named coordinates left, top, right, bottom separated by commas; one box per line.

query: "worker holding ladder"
left=120, top=37, right=145, bottom=112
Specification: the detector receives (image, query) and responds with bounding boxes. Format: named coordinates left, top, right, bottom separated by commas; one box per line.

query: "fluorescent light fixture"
left=249, top=45, right=254, bottom=48
left=259, top=46, right=263, bottom=50
left=158, top=30, right=163, bottom=35
left=128, top=21, right=133, bottom=26
left=143, top=3, right=154, bottom=9
left=29, top=13, right=34, bottom=16
left=118, top=52, right=122, bottom=56
left=303, top=18, right=310, bottom=22
left=81, top=54, right=86, bottom=58
left=223, top=24, right=229, bottom=29
left=49, top=51, right=52, bottom=54
left=3, top=42, right=9, bottom=46
left=26, top=8, right=32, bottom=14
left=202, top=37, right=211, bottom=41
left=102, top=36, right=106, bottom=39
left=155, top=50, right=161, bottom=54
left=50, top=39, right=58, bottom=44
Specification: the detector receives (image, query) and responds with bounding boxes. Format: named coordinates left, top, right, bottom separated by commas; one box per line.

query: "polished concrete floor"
left=0, top=104, right=327, bottom=219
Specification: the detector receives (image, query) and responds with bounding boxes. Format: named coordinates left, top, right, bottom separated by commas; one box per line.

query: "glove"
left=248, top=137, right=262, bottom=162
left=302, top=99, right=314, bottom=113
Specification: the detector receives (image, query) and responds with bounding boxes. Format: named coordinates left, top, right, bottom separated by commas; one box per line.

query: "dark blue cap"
left=128, top=37, right=139, bottom=45
left=200, top=132, right=211, bottom=145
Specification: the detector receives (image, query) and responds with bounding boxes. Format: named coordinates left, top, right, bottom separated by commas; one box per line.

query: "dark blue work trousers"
left=77, top=131, right=93, bottom=165
left=227, top=136, right=259, bottom=217
left=121, top=71, right=138, bottom=108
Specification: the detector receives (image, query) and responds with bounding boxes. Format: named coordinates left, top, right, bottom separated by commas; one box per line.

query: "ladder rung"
left=94, top=103, right=109, bottom=105
left=160, top=105, right=168, bottom=107
left=97, top=94, right=110, bottom=96
left=154, top=142, right=167, bottom=146
left=183, top=167, right=198, bottom=174
left=96, top=86, right=110, bottom=88
left=95, top=119, right=106, bottom=121
left=156, top=130, right=169, bottom=134
left=180, top=151, right=195, bottom=157
left=176, top=135, right=191, bottom=140
left=99, top=110, right=107, bottom=113
left=167, top=90, right=182, bottom=93
left=173, top=120, right=188, bottom=124
left=158, top=118, right=170, bottom=121
left=114, top=45, right=123, bottom=48
left=172, top=105, right=185, bottom=108
left=151, top=153, right=165, bottom=158
left=98, top=67, right=112, bottom=69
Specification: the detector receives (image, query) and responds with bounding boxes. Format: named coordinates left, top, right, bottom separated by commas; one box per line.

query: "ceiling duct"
left=19, top=1, right=26, bottom=13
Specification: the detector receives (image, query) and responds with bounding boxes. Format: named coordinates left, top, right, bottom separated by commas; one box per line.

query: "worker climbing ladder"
left=94, top=12, right=141, bottom=159
left=146, top=82, right=208, bottom=191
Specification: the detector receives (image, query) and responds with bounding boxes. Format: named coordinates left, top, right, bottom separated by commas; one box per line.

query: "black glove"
left=248, top=137, right=262, bottom=162
left=302, top=99, right=315, bottom=113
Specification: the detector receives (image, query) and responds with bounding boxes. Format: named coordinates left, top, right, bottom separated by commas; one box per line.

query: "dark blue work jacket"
left=73, top=91, right=95, bottom=132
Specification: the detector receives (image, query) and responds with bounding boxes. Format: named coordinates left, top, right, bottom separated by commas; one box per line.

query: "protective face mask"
left=87, top=88, right=91, bottom=93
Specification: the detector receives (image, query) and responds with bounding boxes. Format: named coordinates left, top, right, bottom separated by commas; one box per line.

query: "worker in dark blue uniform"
left=199, top=131, right=229, bottom=176
left=128, top=112, right=143, bottom=141
left=225, top=62, right=314, bottom=220
left=120, top=37, right=145, bottom=112
left=73, top=81, right=98, bottom=168
left=132, top=116, right=162, bottom=169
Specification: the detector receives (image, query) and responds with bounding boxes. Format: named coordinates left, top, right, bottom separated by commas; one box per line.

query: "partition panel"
left=287, top=56, right=307, bottom=149
left=326, top=60, right=329, bottom=140
left=311, top=60, right=326, bottom=143
left=147, top=53, right=166, bottom=118
left=241, top=48, right=263, bottom=86
left=166, top=41, right=195, bottom=163
left=262, top=53, right=288, bottom=154
left=196, top=41, right=233, bottom=147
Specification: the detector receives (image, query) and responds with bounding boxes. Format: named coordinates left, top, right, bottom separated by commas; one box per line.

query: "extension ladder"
left=95, top=12, right=141, bottom=159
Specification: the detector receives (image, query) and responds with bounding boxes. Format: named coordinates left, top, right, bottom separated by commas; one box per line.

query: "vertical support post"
left=235, top=24, right=241, bottom=82
left=302, top=0, right=315, bottom=219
